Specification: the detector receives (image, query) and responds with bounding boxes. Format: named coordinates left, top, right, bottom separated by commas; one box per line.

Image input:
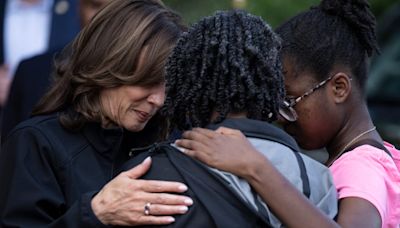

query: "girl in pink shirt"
left=331, top=143, right=400, bottom=227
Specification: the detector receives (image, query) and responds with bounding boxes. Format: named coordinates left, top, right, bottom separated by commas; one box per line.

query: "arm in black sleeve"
left=0, top=126, right=108, bottom=227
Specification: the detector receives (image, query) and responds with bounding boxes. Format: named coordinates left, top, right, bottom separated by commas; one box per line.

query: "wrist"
left=81, top=191, right=110, bottom=227
left=241, top=151, right=270, bottom=182
left=91, top=194, right=108, bottom=225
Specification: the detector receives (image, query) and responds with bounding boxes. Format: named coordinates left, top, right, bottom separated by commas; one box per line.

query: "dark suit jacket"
left=0, top=0, right=79, bottom=65
left=1, top=50, right=59, bottom=142
left=0, top=0, right=79, bottom=140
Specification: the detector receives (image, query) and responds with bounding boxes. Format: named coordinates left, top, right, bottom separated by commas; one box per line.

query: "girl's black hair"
left=276, top=0, right=379, bottom=93
left=163, top=10, right=284, bottom=131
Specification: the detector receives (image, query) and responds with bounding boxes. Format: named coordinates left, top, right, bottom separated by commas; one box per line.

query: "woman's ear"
left=329, top=72, right=352, bottom=103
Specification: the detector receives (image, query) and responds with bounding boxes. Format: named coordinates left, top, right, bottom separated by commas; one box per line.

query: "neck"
left=325, top=102, right=381, bottom=165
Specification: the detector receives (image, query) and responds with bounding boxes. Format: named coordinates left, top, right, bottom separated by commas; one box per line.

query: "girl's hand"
left=175, top=127, right=266, bottom=178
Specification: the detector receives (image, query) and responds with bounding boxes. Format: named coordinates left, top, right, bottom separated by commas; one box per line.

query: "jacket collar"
left=82, top=122, right=123, bottom=156
left=206, top=118, right=300, bottom=152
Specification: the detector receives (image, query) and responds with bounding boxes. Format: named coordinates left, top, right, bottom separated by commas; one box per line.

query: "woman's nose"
left=148, top=91, right=165, bottom=107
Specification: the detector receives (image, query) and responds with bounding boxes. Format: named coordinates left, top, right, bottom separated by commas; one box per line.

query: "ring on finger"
left=144, top=202, right=151, bottom=216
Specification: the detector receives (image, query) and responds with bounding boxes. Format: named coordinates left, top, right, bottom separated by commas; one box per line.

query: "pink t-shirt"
left=330, top=142, right=400, bottom=228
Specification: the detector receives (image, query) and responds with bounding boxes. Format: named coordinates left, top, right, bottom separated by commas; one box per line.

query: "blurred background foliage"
left=164, top=0, right=398, bottom=28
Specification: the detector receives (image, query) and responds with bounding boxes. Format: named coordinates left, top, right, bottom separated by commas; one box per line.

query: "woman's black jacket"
left=0, top=113, right=128, bottom=227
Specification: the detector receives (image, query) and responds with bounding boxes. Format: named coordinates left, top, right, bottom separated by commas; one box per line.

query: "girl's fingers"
left=192, top=127, right=219, bottom=138
left=215, top=126, right=242, bottom=136
left=175, top=138, right=205, bottom=153
left=181, top=129, right=211, bottom=142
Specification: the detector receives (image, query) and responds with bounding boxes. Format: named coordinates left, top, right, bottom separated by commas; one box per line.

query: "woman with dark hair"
left=176, top=0, right=400, bottom=227
left=0, top=0, right=193, bottom=227
left=159, top=9, right=337, bottom=227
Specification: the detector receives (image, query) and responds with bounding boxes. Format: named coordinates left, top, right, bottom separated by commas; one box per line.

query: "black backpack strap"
left=343, top=139, right=392, bottom=157
left=292, top=152, right=311, bottom=198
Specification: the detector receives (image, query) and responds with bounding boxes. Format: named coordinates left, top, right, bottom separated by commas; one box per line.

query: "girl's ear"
left=329, top=72, right=352, bottom=103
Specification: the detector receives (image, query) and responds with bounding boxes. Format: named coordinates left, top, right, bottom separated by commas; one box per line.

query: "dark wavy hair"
left=163, top=10, right=284, bottom=131
left=32, top=0, right=185, bottom=139
left=276, top=0, right=379, bottom=94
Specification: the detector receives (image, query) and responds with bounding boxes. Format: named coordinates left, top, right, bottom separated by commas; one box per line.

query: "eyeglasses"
left=279, top=75, right=334, bottom=122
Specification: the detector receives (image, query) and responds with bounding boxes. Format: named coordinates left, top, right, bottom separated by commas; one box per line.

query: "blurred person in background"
left=0, top=0, right=79, bottom=128
left=0, top=0, right=192, bottom=227
left=0, top=0, right=109, bottom=143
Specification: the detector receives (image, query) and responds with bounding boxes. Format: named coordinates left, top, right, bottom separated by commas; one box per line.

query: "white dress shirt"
left=4, top=0, right=54, bottom=77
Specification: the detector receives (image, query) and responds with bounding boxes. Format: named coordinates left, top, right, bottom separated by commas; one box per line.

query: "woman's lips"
left=135, top=110, right=151, bottom=122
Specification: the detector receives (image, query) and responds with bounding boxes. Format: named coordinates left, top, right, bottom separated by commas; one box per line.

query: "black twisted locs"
left=163, top=10, right=285, bottom=131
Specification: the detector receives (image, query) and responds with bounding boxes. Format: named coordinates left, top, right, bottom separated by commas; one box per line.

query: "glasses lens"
left=278, top=102, right=297, bottom=122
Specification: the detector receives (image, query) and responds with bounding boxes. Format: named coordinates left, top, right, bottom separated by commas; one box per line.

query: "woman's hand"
left=91, top=157, right=193, bottom=226
left=175, top=127, right=266, bottom=178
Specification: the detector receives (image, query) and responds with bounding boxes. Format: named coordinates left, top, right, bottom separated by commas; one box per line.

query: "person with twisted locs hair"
left=164, top=10, right=284, bottom=129
left=176, top=0, right=400, bottom=227
left=160, top=9, right=337, bottom=227
left=0, top=0, right=194, bottom=227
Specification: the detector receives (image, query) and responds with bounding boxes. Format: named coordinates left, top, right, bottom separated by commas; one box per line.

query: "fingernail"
left=178, top=185, right=188, bottom=191
left=176, top=147, right=185, bottom=153
left=142, top=157, right=151, bottom=164
left=167, top=217, right=175, bottom=223
left=180, top=206, right=188, bottom=213
left=184, top=198, right=193, bottom=205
